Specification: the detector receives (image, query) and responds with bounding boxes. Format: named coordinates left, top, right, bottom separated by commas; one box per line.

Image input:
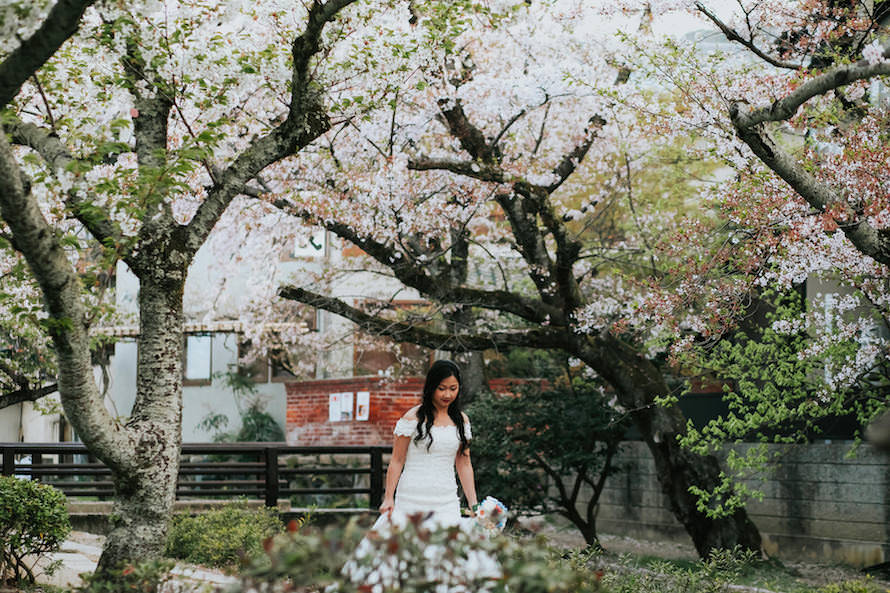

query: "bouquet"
left=472, top=496, right=508, bottom=532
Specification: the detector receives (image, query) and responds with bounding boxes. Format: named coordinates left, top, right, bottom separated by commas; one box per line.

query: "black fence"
left=0, top=442, right=391, bottom=509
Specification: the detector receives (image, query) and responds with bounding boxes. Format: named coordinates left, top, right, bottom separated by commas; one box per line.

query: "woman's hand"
left=379, top=497, right=395, bottom=515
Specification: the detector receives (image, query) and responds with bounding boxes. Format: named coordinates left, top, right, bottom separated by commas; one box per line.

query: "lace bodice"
left=391, top=414, right=472, bottom=523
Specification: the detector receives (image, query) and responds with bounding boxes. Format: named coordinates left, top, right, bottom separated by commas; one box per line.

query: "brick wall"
left=285, top=377, right=526, bottom=446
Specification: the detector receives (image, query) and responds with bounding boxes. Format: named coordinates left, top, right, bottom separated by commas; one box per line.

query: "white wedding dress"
left=338, top=416, right=502, bottom=593
left=383, top=416, right=471, bottom=526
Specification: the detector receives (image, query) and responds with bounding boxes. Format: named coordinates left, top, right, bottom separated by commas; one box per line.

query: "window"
left=184, top=334, right=212, bottom=385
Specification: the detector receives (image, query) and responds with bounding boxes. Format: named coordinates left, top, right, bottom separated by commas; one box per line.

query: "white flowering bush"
left=234, top=514, right=602, bottom=593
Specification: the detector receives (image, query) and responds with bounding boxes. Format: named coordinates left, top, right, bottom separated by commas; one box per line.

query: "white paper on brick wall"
left=340, top=392, right=354, bottom=421
left=356, top=391, right=370, bottom=421
left=328, top=393, right=341, bottom=422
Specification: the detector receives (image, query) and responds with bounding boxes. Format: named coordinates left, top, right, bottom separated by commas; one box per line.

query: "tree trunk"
left=453, top=350, right=487, bottom=405
left=96, top=277, right=184, bottom=572
left=577, top=335, right=762, bottom=558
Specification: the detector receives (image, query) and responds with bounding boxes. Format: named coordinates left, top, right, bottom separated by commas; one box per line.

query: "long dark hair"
left=414, top=359, right=470, bottom=455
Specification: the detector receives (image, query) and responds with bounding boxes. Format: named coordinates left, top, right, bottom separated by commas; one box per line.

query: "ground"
left=6, top=519, right=890, bottom=593
left=521, top=514, right=890, bottom=591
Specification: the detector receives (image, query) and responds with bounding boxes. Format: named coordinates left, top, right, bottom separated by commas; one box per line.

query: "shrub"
left=468, top=377, right=627, bottom=546
left=0, top=475, right=71, bottom=583
left=235, top=515, right=603, bottom=593
left=164, top=501, right=283, bottom=568
left=76, top=559, right=175, bottom=593
left=602, top=546, right=758, bottom=593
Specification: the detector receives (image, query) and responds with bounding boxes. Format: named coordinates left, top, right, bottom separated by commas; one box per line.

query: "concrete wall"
left=107, top=333, right=287, bottom=442
left=595, top=441, right=890, bottom=567
left=0, top=398, right=63, bottom=442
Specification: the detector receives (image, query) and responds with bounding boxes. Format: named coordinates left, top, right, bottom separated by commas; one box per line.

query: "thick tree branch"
left=437, top=98, right=500, bottom=163
left=0, top=0, right=96, bottom=107
left=547, top=115, right=606, bottom=193
left=0, top=124, right=127, bottom=469
left=6, top=117, right=128, bottom=258
left=407, top=156, right=506, bottom=183
left=182, top=0, right=358, bottom=258
left=694, top=2, right=802, bottom=71
left=278, top=285, right=570, bottom=350
left=731, top=108, right=890, bottom=267
left=0, top=383, right=58, bottom=410
left=732, top=44, right=890, bottom=129
left=257, top=191, right=562, bottom=324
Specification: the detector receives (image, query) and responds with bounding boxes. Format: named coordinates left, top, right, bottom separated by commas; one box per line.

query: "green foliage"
left=676, top=288, right=890, bottom=516
left=164, top=502, right=283, bottom=568
left=235, top=516, right=603, bottom=593
left=814, top=578, right=886, bottom=593
left=468, top=370, right=627, bottom=545
left=0, top=476, right=71, bottom=583
left=236, top=402, right=285, bottom=443
left=603, top=546, right=758, bottom=593
left=485, top=347, right=568, bottom=379
left=199, top=368, right=285, bottom=443
left=76, top=559, right=175, bottom=593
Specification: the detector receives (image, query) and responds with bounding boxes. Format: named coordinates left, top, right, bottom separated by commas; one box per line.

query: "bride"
left=337, top=360, right=502, bottom=592
left=377, top=359, right=478, bottom=526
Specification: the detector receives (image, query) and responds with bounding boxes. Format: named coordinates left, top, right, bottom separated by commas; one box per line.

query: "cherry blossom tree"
left=0, top=0, right=445, bottom=572
left=601, top=1, right=890, bottom=487
left=249, top=1, right=765, bottom=556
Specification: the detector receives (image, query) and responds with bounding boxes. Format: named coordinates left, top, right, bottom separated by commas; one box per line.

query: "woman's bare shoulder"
left=461, top=411, right=470, bottom=423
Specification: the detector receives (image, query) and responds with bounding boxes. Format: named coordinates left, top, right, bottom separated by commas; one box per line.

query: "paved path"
left=34, top=532, right=239, bottom=591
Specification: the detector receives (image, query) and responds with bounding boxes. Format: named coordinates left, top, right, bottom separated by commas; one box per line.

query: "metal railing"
left=0, top=442, right=391, bottom=509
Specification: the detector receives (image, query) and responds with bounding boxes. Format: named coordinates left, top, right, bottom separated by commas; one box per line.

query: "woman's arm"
left=455, top=448, right=478, bottom=510
left=379, top=435, right=410, bottom=514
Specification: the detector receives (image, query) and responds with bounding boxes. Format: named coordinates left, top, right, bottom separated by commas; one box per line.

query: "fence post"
left=264, top=446, right=280, bottom=508
left=369, top=447, right=383, bottom=510
left=1, top=448, right=13, bottom=476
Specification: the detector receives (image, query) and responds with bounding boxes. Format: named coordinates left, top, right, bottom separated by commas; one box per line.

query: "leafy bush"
left=235, top=515, right=603, bottom=593
left=76, top=559, right=175, bottom=593
left=601, top=546, right=758, bottom=593
left=0, top=475, right=71, bottom=583
left=164, top=501, right=283, bottom=568
left=468, top=377, right=627, bottom=546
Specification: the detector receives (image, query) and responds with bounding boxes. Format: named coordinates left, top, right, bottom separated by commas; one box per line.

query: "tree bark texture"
left=577, top=334, right=762, bottom=557
left=96, top=278, right=184, bottom=572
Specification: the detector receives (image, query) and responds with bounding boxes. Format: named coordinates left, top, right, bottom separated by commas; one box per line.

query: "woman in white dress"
left=378, top=359, right=478, bottom=526
left=337, top=361, right=496, bottom=591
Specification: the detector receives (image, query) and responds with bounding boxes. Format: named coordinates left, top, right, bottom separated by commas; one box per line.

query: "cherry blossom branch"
left=731, top=43, right=890, bottom=129
left=259, top=191, right=560, bottom=324
left=407, top=156, right=506, bottom=183
left=6, top=117, right=130, bottom=261
left=546, top=115, right=605, bottom=193
left=182, top=0, right=358, bottom=259
left=0, top=354, right=59, bottom=409
left=0, top=124, right=128, bottom=470
left=730, top=58, right=890, bottom=267
left=0, top=383, right=58, bottom=410
left=425, top=99, right=597, bottom=312
left=0, top=0, right=96, bottom=107
left=694, top=2, right=802, bottom=71
left=278, top=285, right=570, bottom=350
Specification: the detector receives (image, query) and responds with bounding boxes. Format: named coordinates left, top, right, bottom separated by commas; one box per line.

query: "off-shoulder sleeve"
left=464, top=418, right=472, bottom=440
left=394, top=416, right=415, bottom=437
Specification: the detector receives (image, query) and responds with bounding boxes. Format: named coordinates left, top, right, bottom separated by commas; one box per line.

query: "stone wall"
left=595, top=441, right=890, bottom=567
